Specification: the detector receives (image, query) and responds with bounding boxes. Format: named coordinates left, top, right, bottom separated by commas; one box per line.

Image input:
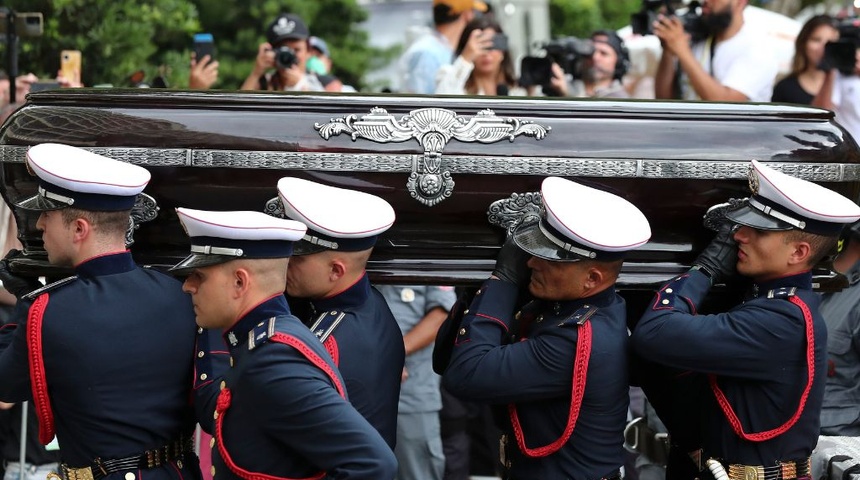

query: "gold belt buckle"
left=728, top=464, right=765, bottom=480
left=60, top=465, right=95, bottom=480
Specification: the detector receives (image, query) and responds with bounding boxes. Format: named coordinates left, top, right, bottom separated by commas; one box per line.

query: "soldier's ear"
left=233, top=267, right=252, bottom=295
left=788, top=241, right=812, bottom=267
left=329, top=259, right=346, bottom=282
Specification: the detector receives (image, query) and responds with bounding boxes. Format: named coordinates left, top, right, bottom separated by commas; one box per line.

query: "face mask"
left=306, top=56, right=328, bottom=75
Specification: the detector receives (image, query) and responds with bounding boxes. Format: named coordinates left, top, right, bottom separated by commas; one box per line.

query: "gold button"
left=459, top=328, right=466, bottom=335
left=515, top=312, right=521, bottom=320
left=665, top=288, right=673, bottom=294
left=220, top=381, right=226, bottom=390
left=197, top=327, right=203, bottom=334
left=197, top=351, right=205, bottom=358
left=213, top=411, right=219, bottom=420
left=125, top=473, right=135, bottom=480
left=199, top=373, right=208, bottom=381
left=536, top=315, right=544, bottom=323
left=229, top=357, right=234, bottom=367
left=464, top=309, right=469, bottom=314
left=661, top=299, right=670, bottom=305
left=210, top=466, right=216, bottom=477
left=176, top=460, right=183, bottom=469
left=210, top=437, right=215, bottom=448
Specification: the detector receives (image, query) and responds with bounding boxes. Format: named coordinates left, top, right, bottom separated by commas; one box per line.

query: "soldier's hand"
left=492, top=236, right=532, bottom=286
left=692, top=223, right=738, bottom=285
left=0, top=250, right=42, bottom=299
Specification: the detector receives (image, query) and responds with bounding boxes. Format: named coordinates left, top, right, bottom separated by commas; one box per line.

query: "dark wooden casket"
left=2, top=90, right=859, bottom=303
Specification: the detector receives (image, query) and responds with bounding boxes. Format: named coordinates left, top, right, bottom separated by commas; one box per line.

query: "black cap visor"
left=168, top=253, right=238, bottom=276
left=512, top=221, right=586, bottom=262
left=14, top=192, right=69, bottom=212
left=725, top=204, right=794, bottom=231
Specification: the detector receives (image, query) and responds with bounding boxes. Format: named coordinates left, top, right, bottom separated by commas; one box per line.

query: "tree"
left=1, top=0, right=200, bottom=87
left=549, top=0, right=641, bottom=38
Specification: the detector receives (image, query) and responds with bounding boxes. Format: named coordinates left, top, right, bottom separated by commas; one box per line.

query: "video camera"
left=823, top=18, right=860, bottom=76
left=631, top=0, right=708, bottom=43
left=519, top=37, right=594, bottom=95
left=273, top=46, right=299, bottom=69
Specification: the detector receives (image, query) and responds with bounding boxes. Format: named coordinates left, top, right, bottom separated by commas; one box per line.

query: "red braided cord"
left=322, top=336, right=340, bottom=367
left=26, top=294, right=55, bottom=445
left=709, top=295, right=815, bottom=442
left=508, top=320, right=593, bottom=458
left=213, top=333, right=346, bottom=480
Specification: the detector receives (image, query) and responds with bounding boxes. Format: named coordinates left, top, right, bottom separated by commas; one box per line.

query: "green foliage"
left=549, top=0, right=642, bottom=38
left=2, top=0, right=200, bottom=87
left=3, top=0, right=381, bottom=90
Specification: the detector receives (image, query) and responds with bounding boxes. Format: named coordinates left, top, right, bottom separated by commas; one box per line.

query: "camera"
left=273, top=46, right=299, bottom=69
left=519, top=37, right=594, bottom=94
left=0, top=11, right=43, bottom=37
left=631, top=0, right=708, bottom=43
left=822, top=18, right=859, bottom=76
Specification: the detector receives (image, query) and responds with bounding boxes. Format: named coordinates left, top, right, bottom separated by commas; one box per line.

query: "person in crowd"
left=632, top=160, right=860, bottom=480
left=307, top=35, right=355, bottom=92
left=437, top=176, right=652, bottom=479
left=435, top=17, right=522, bottom=96
left=376, top=285, right=456, bottom=480
left=189, top=52, right=219, bottom=90
left=550, top=30, right=631, bottom=98
left=399, top=0, right=488, bottom=94
left=278, top=177, right=405, bottom=450
left=240, top=13, right=324, bottom=92
left=653, top=0, right=777, bottom=102
left=818, top=220, right=860, bottom=436
left=0, top=143, right=203, bottom=480
left=170, top=208, right=396, bottom=479
left=812, top=31, right=860, bottom=142
left=772, top=15, right=839, bottom=104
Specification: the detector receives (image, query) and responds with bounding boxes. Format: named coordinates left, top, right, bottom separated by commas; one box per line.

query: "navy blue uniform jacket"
left=631, top=270, right=825, bottom=466
left=303, top=274, right=405, bottom=449
left=442, top=279, right=629, bottom=480
left=196, top=295, right=397, bottom=480
left=0, top=253, right=200, bottom=479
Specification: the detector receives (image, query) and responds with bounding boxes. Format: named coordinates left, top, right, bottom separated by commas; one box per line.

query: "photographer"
left=566, top=31, right=631, bottom=98
left=812, top=25, right=859, bottom=142
left=654, top=0, right=777, bottom=102
left=240, top=13, right=324, bottom=92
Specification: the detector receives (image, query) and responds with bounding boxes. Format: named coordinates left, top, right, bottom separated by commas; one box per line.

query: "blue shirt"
left=378, top=285, right=456, bottom=413
left=399, top=30, right=453, bottom=94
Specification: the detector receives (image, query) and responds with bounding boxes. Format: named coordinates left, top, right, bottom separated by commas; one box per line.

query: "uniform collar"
left=750, top=271, right=812, bottom=299
left=74, top=251, right=136, bottom=278
left=539, top=284, right=617, bottom=318
left=310, top=273, right=371, bottom=312
left=224, top=295, right=291, bottom=348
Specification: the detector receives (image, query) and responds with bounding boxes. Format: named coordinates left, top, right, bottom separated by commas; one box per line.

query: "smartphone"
left=193, top=33, right=215, bottom=62
left=60, top=50, right=81, bottom=80
left=489, top=33, right=509, bottom=52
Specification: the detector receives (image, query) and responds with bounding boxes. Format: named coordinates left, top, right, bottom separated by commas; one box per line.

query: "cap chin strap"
left=302, top=234, right=339, bottom=250
left=748, top=197, right=806, bottom=230
left=190, top=245, right=244, bottom=256
left=538, top=221, right=597, bottom=259
left=38, top=186, right=75, bottom=206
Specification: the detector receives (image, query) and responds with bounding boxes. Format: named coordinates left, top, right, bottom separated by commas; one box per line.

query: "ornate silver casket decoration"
left=487, top=191, right=543, bottom=232
left=315, top=107, right=551, bottom=206
left=125, top=193, right=159, bottom=247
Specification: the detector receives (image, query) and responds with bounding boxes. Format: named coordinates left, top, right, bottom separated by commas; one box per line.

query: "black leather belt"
left=505, top=469, right=621, bottom=480
left=58, top=435, right=194, bottom=480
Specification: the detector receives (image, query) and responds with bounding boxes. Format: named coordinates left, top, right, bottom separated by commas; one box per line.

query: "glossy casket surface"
left=1, top=89, right=859, bottom=291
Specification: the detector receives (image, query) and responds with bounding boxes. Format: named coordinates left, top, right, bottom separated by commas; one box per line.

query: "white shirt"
left=832, top=72, right=860, bottom=143
left=681, top=21, right=778, bottom=102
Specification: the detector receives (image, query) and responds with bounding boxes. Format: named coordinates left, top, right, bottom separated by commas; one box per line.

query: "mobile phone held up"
left=193, top=33, right=215, bottom=62
left=60, top=50, right=81, bottom=81
left=489, top=33, right=509, bottom=52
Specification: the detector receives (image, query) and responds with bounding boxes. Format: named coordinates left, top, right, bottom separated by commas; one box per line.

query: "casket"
left=1, top=90, right=858, bottom=299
